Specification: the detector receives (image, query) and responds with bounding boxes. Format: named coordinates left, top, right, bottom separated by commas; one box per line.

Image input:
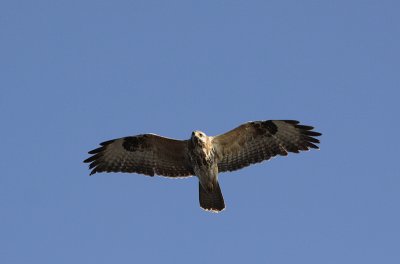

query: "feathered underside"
left=84, top=120, right=321, bottom=177
left=212, top=120, right=321, bottom=172
left=84, top=134, right=194, bottom=177
left=83, top=119, right=321, bottom=213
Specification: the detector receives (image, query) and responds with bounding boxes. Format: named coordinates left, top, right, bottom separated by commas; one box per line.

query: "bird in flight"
left=84, top=120, right=321, bottom=212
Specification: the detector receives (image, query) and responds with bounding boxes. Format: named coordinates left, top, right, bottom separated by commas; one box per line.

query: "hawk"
left=84, top=120, right=321, bottom=212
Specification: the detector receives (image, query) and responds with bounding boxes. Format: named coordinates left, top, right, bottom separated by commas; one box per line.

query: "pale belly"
left=194, top=163, right=219, bottom=192
left=188, top=141, right=219, bottom=192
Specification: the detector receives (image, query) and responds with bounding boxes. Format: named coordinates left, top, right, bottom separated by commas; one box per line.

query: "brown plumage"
left=84, top=120, right=321, bottom=212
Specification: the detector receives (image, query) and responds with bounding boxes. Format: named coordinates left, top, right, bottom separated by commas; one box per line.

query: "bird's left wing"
left=84, top=134, right=194, bottom=177
left=212, top=120, right=321, bottom=173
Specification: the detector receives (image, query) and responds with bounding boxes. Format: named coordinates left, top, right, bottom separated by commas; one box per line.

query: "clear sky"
left=1, top=1, right=399, bottom=263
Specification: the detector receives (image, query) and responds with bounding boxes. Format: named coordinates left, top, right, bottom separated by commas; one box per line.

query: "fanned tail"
left=199, top=182, right=225, bottom=212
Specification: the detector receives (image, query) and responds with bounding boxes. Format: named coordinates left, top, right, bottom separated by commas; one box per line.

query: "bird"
left=84, top=120, right=321, bottom=212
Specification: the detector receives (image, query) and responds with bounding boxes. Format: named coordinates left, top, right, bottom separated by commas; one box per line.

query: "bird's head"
left=191, top=130, right=208, bottom=145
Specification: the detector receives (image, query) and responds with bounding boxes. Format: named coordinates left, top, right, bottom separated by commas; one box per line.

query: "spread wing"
left=84, top=134, right=194, bottom=177
left=212, top=120, right=321, bottom=172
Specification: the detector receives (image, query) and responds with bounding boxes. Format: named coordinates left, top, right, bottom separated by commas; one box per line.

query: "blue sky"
left=1, top=1, right=399, bottom=263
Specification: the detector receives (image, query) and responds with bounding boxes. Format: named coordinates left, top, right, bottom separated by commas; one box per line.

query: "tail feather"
left=199, top=182, right=225, bottom=212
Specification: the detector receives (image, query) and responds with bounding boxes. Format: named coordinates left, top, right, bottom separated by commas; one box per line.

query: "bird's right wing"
left=212, top=120, right=321, bottom=173
left=84, top=134, right=194, bottom=177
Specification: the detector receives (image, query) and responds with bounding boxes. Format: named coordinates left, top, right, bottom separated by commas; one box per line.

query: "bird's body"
left=189, top=131, right=218, bottom=191
left=188, top=131, right=224, bottom=211
left=84, top=120, right=321, bottom=212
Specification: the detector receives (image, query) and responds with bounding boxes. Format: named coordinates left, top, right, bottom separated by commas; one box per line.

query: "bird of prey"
left=84, top=120, right=321, bottom=212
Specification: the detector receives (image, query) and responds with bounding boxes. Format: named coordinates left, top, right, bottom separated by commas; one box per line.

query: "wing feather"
left=213, top=120, right=321, bottom=172
left=84, top=134, right=194, bottom=177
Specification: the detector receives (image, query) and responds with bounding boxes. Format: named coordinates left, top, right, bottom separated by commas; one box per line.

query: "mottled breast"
left=188, top=139, right=218, bottom=190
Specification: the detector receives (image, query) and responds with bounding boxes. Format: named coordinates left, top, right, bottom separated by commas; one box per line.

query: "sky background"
left=1, top=1, right=399, bottom=263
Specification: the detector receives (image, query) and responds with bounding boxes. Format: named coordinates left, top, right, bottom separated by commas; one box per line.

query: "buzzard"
left=84, top=120, right=321, bottom=212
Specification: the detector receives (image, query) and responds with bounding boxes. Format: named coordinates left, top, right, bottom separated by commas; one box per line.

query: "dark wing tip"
left=83, top=153, right=101, bottom=163
left=85, top=152, right=102, bottom=175
left=88, top=146, right=105, bottom=155
left=292, top=122, right=322, bottom=150
left=89, top=166, right=103, bottom=175
left=87, top=161, right=104, bottom=176
left=306, top=142, right=319, bottom=149
left=294, top=123, right=322, bottom=135
left=295, top=124, right=314, bottom=131
left=302, top=131, right=322, bottom=136
left=303, top=135, right=320, bottom=144
left=283, top=120, right=322, bottom=136
left=84, top=141, right=112, bottom=175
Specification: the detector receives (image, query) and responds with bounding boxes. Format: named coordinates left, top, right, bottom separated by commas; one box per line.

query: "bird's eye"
left=199, top=133, right=202, bottom=137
